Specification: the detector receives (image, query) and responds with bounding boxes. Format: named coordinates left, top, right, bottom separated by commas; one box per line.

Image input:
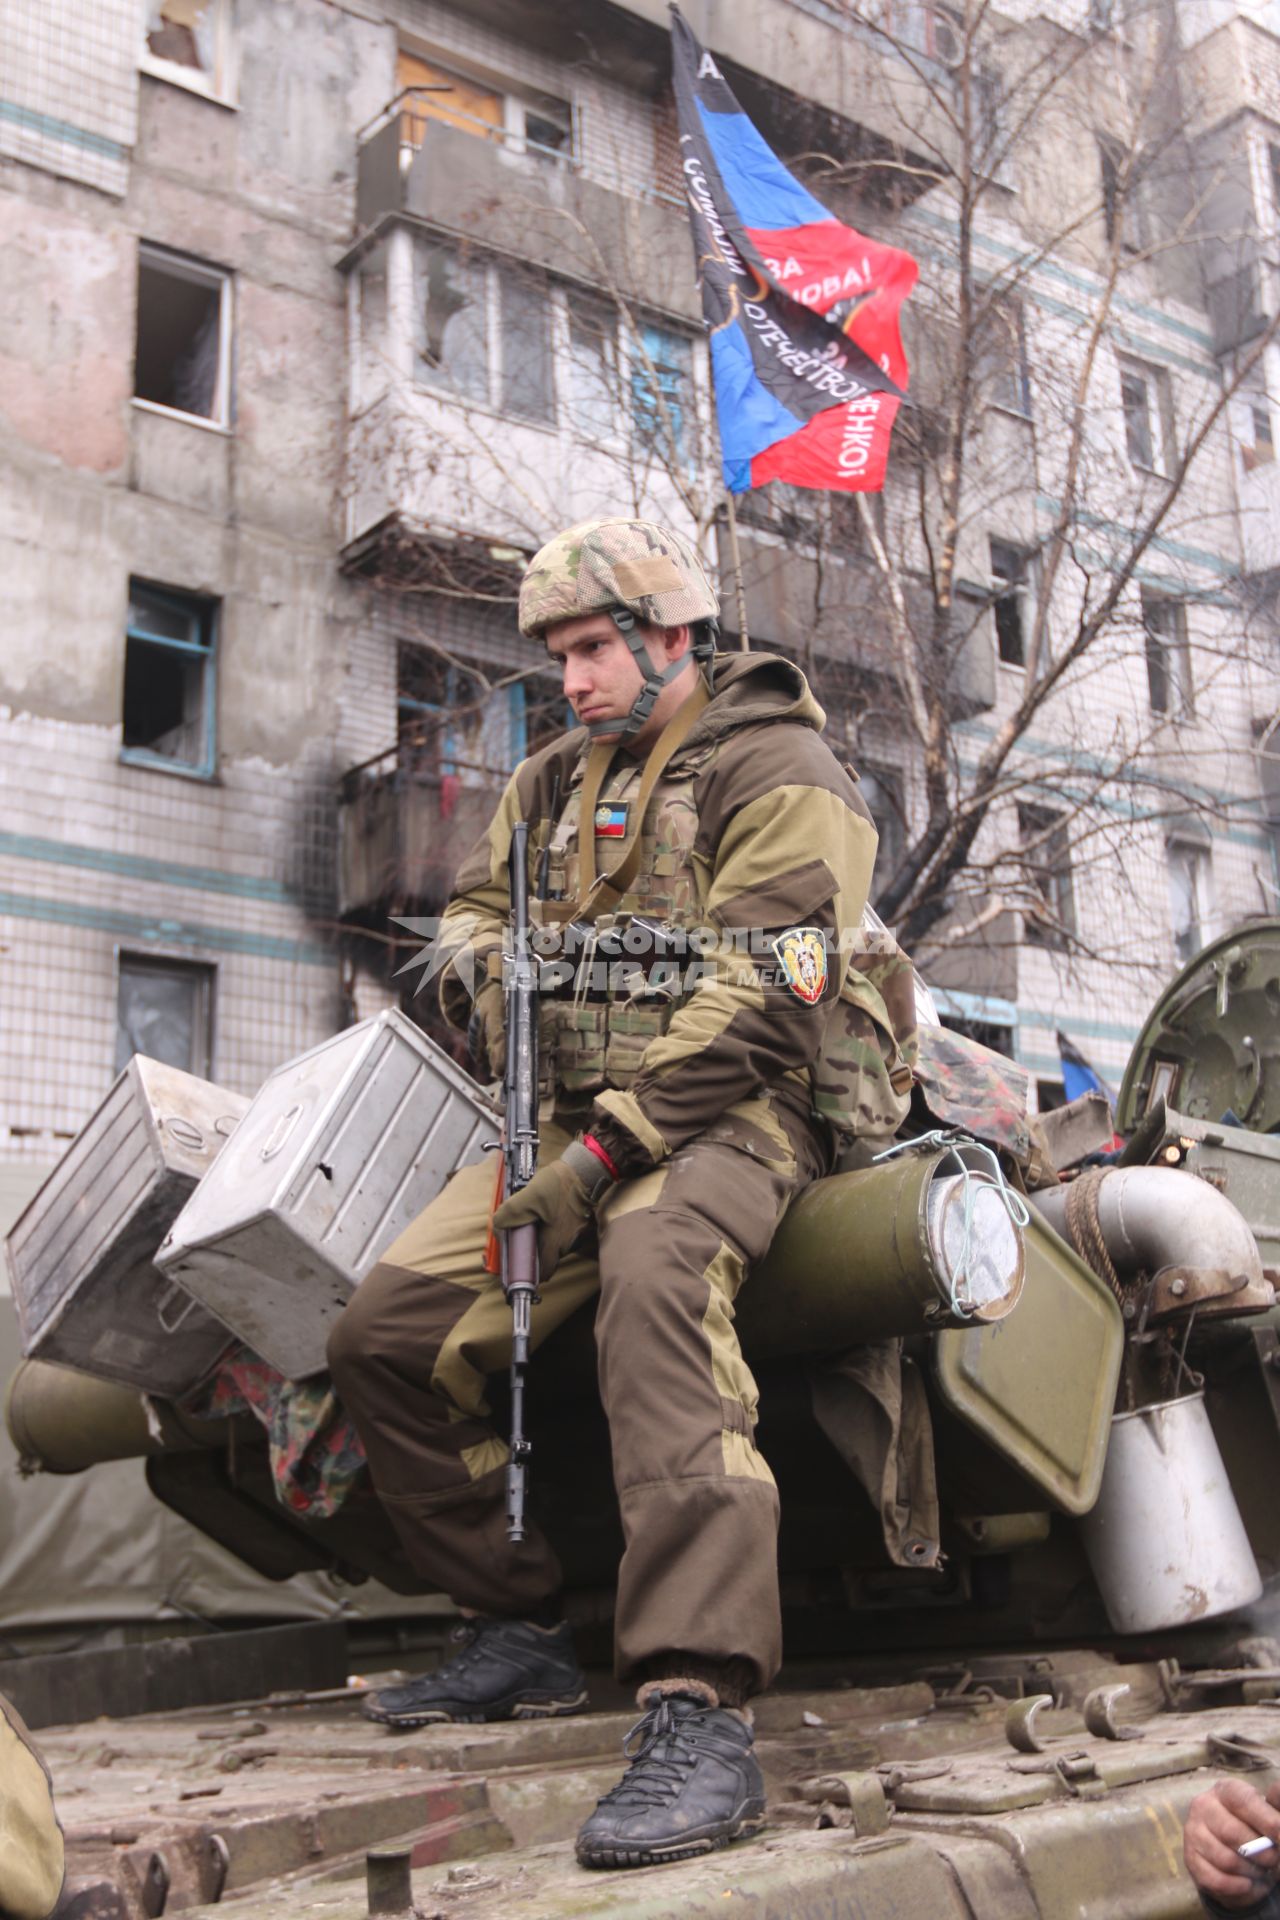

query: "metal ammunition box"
left=6, top=1058, right=248, bottom=1396
left=155, top=1010, right=500, bottom=1379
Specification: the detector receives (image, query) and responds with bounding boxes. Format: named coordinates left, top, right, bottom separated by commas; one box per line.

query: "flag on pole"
left=1056, top=1030, right=1117, bottom=1108
left=670, top=6, right=918, bottom=494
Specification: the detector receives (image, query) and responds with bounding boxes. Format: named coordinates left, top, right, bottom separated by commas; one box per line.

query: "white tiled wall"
left=0, top=0, right=139, bottom=196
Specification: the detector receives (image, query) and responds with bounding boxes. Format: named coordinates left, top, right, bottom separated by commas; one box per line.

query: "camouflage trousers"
left=327, top=1094, right=831, bottom=1695
left=0, top=1692, right=63, bottom=1920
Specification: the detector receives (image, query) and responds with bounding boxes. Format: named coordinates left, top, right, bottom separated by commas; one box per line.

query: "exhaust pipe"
left=1031, top=1166, right=1265, bottom=1296
left=1032, top=1168, right=1269, bottom=1630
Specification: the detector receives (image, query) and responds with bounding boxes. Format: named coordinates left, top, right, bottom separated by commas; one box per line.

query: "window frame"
left=1018, top=802, right=1077, bottom=951
left=1118, top=354, right=1174, bottom=477
left=121, top=580, right=219, bottom=781
left=1140, top=590, right=1194, bottom=719
left=413, top=239, right=557, bottom=428
left=630, top=319, right=696, bottom=470
left=140, top=0, right=236, bottom=106
left=133, top=243, right=233, bottom=432
left=115, top=951, right=216, bottom=1080
left=1167, top=837, right=1212, bottom=968
left=980, top=294, right=1032, bottom=419
left=564, top=293, right=623, bottom=442
left=395, top=44, right=574, bottom=165
left=989, top=537, right=1034, bottom=669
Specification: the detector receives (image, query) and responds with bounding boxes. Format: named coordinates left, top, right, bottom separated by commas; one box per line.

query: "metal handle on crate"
left=260, top=1104, right=303, bottom=1161
left=156, top=1281, right=201, bottom=1335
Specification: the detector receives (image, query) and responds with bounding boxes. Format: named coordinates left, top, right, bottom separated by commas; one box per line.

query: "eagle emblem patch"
left=771, top=926, right=828, bottom=1004
left=594, top=803, right=628, bottom=838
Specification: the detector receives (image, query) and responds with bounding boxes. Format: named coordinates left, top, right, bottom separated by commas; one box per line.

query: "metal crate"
left=6, top=1058, right=248, bottom=1395
left=156, top=1011, right=500, bottom=1379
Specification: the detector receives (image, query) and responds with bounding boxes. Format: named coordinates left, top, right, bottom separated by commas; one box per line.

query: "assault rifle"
left=498, top=820, right=540, bottom=1543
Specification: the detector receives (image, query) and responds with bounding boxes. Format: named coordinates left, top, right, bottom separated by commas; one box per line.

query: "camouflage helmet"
left=517, top=517, right=719, bottom=640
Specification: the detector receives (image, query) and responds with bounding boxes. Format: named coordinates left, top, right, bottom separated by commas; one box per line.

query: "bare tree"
left=775, top=0, right=1280, bottom=994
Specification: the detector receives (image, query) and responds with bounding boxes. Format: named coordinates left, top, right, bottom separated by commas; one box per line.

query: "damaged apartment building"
left=0, top=0, right=1278, bottom=1614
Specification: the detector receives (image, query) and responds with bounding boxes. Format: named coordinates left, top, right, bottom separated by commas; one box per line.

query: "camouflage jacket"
left=435, top=652, right=915, bottom=1176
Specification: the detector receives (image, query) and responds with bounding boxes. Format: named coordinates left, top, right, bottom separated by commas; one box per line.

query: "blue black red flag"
left=1056, top=1030, right=1116, bottom=1107
left=670, top=6, right=918, bottom=493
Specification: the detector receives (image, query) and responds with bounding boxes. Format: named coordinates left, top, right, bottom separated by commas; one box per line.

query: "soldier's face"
left=545, top=613, right=690, bottom=746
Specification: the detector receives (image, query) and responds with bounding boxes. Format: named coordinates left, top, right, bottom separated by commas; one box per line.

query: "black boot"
left=575, top=1689, right=766, bottom=1869
left=363, top=1617, right=587, bottom=1728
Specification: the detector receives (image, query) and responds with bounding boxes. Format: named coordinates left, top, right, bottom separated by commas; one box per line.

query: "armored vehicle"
left=9, top=922, right=1280, bottom=1919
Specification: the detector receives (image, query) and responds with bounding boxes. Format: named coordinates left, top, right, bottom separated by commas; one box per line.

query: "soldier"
left=0, top=1692, right=64, bottom=1920
left=328, top=517, right=915, bottom=1870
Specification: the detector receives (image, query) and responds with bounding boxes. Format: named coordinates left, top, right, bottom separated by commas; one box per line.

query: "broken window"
left=990, top=539, right=1032, bottom=667
left=414, top=244, right=490, bottom=405
left=116, top=955, right=214, bottom=1078
left=143, top=1, right=232, bottom=99
left=524, top=99, right=572, bottom=157
left=135, top=245, right=230, bottom=425
left=413, top=242, right=554, bottom=423
left=396, top=50, right=503, bottom=149
left=122, top=581, right=217, bottom=775
left=1018, top=804, right=1077, bottom=949
left=394, top=49, right=571, bottom=161
left=1141, top=591, right=1194, bottom=718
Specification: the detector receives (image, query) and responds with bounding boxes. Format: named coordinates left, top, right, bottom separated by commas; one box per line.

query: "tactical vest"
left=528, top=745, right=917, bottom=1145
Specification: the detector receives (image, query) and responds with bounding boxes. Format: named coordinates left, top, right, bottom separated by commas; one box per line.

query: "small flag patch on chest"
left=594, top=803, right=629, bottom=838
left=770, top=926, right=829, bottom=1004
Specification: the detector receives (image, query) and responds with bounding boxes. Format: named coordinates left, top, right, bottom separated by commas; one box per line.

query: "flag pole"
left=723, top=492, right=750, bottom=650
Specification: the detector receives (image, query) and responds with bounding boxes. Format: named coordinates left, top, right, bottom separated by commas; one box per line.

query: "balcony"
left=353, top=110, right=699, bottom=328
left=1207, top=253, right=1280, bottom=359
left=720, top=521, right=996, bottom=715
left=338, top=744, right=504, bottom=920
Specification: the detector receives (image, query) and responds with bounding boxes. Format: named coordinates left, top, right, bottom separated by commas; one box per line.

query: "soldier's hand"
left=1184, top=1779, right=1280, bottom=1909
left=492, top=1140, right=615, bottom=1279
left=466, top=981, right=505, bottom=1080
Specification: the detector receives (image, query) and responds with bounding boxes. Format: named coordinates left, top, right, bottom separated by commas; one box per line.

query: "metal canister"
left=741, top=1146, right=1025, bottom=1356
left=1079, top=1392, right=1262, bottom=1632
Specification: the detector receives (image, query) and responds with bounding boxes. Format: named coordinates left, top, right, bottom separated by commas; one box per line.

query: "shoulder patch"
left=770, top=925, right=829, bottom=1004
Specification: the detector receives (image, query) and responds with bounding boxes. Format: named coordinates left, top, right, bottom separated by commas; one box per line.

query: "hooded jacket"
left=436, top=652, right=895, bottom=1176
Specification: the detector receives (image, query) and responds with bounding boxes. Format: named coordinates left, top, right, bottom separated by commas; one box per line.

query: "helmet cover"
left=518, top=517, right=719, bottom=640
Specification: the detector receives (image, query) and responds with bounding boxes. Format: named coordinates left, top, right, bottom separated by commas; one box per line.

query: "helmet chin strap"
left=585, top=609, right=719, bottom=742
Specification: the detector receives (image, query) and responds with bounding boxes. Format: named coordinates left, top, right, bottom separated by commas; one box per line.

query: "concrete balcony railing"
left=353, top=112, right=700, bottom=329
left=1207, top=251, right=1280, bottom=358
left=341, top=381, right=703, bottom=572
left=719, top=522, right=997, bottom=714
